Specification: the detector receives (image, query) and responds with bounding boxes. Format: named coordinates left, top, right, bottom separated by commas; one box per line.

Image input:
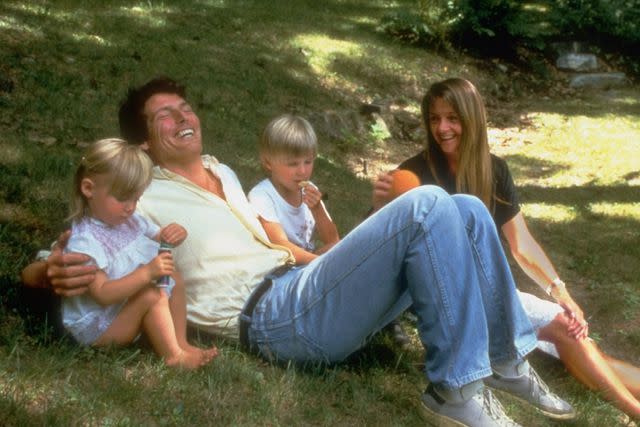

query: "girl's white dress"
left=62, top=213, right=173, bottom=345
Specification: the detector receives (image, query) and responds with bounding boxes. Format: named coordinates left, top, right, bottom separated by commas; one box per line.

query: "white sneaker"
left=484, top=363, right=575, bottom=420
left=422, top=383, right=521, bottom=427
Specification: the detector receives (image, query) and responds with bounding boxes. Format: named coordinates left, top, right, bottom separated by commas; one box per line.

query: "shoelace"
left=528, top=366, right=551, bottom=395
left=482, top=388, right=513, bottom=425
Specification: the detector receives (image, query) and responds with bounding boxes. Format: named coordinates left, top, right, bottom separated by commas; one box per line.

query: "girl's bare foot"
left=185, top=345, right=219, bottom=363
left=179, top=341, right=204, bottom=353
left=200, top=346, right=219, bottom=362
left=178, top=341, right=219, bottom=360
left=165, top=348, right=215, bottom=370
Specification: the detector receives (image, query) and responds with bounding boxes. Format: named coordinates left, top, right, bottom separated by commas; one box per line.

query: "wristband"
left=35, top=250, right=52, bottom=262
left=545, top=277, right=565, bottom=295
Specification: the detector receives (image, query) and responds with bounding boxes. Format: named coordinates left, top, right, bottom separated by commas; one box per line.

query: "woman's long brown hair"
left=421, top=78, right=495, bottom=212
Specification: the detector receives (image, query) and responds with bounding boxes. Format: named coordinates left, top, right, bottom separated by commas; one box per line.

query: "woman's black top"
left=398, top=151, right=520, bottom=228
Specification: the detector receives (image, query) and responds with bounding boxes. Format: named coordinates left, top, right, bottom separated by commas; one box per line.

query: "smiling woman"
left=372, top=77, right=640, bottom=419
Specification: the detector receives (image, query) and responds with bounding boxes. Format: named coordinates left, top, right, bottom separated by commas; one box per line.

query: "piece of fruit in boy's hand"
left=389, top=169, right=420, bottom=198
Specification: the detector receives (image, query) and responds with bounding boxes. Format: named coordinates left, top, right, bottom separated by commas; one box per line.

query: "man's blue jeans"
left=248, top=186, right=537, bottom=388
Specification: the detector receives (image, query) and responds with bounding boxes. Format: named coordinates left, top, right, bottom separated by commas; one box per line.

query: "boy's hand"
left=372, top=173, right=394, bottom=211
left=160, top=223, right=188, bottom=246
left=47, top=231, right=97, bottom=297
left=301, top=182, right=323, bottom=210
left=147, top=252, right=174, bottom=280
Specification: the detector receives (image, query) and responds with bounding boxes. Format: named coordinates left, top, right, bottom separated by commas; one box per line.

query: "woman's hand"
left=372, top=172, right=394, bottom=211
left=554, top=287, right=588, bottom=340
left=47, top=231, right=97, bottom=297
left=160, top=223, right=188, bottom=246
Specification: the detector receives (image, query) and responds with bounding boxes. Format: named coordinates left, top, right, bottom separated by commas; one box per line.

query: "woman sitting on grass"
left=57, top=138, right=217, bottom=369
left=373, top=77, right=640, bottom=419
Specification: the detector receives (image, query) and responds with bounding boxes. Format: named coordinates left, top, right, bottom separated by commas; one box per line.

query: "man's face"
left=142, top=93, right=202, bottom=166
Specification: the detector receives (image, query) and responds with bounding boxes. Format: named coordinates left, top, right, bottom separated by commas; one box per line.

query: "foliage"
left=551, top=0, right=640, bottom=44
left=549, top=0, right=640, bottom=75
left=378, top=0, right=458, bottom=51
left=382, top=0, right=640, bottom=76
left=381, top=0, right=538, bottom=56
left=449, top=0, right=520, bottom=39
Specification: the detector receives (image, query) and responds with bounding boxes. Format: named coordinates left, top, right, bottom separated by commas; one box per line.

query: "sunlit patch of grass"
left=589, top=202, right=640, bottom=220
left=500, top=110, right=640, bottom=187
left=521, top=203, right=577, bottom=222
left=69, top=32, right=110, bottom=46
left=117, top=5, right=172, bottom=28
left=522, top=3, right=549, bottom=12
left=194, top=0, right=228, bottom=7
left=0, top=14, right=44, bottom=37
left=291, top=34, right=363, bottom=84
left=4, top=2, right=49, bottom=16
left=346, top=15, right=379, bottom=25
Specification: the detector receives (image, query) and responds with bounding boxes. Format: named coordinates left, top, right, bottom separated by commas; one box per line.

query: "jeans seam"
left=266, top=219, right=422, bottom=329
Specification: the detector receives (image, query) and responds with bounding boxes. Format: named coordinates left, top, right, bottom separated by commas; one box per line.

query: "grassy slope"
left=0, top=0, right=638, bottom=425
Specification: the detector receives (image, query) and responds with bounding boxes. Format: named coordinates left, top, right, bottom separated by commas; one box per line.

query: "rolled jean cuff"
left=440, top=366, right=493, bottom=390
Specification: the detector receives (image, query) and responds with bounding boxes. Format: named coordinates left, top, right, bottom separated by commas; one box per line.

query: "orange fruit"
left=390, top=169, right=420, bottom=198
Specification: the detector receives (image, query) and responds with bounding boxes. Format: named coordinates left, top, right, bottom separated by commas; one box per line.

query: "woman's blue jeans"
left=247, top=186, right=536, bottom=388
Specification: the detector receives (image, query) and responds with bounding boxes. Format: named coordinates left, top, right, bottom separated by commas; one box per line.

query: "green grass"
left=1, top=0, right=639, bottom=425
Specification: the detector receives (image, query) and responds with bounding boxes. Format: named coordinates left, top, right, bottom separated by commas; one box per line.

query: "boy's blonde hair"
left=69, top=138, right=154, bottom=221
left=259, top=114, right=318, bottom=162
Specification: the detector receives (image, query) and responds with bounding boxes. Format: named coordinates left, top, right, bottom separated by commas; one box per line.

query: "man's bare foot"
left=165, top=348, right=215, bottom=370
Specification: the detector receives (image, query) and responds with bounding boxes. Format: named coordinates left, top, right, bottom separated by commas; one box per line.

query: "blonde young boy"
left=248, top=115, right=339, bottom=264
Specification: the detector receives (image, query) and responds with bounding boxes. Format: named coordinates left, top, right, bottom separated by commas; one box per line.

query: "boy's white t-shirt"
left=248, top=178, right=316, bottom=251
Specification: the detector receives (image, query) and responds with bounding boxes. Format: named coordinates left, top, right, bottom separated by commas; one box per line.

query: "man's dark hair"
left=118, top=77, right=187, bottom=144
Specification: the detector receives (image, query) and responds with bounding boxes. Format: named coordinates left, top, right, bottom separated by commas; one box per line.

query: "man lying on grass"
left=34, top=76, right=576, bottom=426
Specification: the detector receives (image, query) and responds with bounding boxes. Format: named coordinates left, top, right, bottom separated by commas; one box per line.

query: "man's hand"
left=372, top=172, right=394, bottom=211
left=160, top=223, right=188, bottom=246
left=47, top=231, right=96, bottom=297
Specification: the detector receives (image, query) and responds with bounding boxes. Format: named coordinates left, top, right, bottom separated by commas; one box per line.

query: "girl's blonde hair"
left=421, top=78, right=495, bottom=212
left=259, top=114, right=317, bottom=162
left=69, top=138, right=154, bottom=221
